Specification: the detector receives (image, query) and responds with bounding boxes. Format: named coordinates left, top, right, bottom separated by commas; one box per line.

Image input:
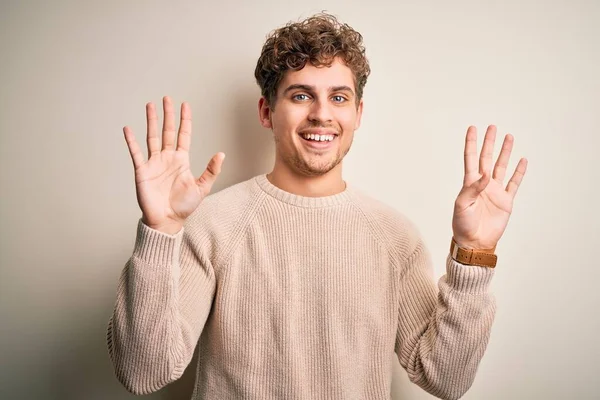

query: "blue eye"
left=332, top=95, right=346, bottom=103
left=293, top=94, right=310, bottom=101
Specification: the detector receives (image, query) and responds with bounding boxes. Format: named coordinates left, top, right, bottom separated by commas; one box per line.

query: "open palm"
left=123, top=96, right=225, bottom=234
left=452, top=125, right=528, bottom=250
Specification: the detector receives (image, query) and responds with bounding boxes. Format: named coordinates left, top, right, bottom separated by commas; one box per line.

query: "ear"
left=354, top=99, right=364, bottom=130
left=258, top=97, right=272, bottom=129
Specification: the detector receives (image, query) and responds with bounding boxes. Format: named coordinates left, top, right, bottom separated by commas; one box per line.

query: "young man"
left=108, top=13, right=528, bottom=400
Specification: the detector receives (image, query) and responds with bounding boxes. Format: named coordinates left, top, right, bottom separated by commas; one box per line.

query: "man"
left=107, top=13, right=528, bottom=400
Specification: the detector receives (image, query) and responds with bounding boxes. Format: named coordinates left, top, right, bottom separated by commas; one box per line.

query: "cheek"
left=338, top=109, right=358, bottom=131
left=272, top=107, right=306, bottom=135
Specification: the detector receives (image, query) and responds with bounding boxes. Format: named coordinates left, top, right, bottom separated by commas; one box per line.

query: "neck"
left=267, top=163, right=346, bottom=197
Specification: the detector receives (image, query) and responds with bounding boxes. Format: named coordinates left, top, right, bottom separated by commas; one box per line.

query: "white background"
left=1, top=0, right=598, bottom=399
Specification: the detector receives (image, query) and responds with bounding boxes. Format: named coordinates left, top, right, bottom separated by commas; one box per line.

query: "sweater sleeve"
left=106, top=218, right=216, bottom=395
left=394, top=237, right=496, bottom=400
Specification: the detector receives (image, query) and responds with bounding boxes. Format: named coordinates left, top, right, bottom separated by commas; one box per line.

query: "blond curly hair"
left=254, top=13, right=371, bottom=108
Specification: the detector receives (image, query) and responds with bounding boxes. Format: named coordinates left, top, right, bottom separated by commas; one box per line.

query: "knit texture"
left=107, top=174, right=496, bottom=400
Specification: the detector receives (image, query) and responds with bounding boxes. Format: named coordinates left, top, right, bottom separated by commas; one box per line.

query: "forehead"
left=278, top=58, right=355, bottom=92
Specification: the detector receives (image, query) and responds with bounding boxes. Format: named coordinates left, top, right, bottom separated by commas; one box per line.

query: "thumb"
left=463, top=171, right=491, bottom=200
left=196, top=152, right=226, bottom=191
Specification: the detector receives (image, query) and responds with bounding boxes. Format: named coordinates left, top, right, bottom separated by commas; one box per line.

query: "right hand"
left=123, top=96, right=225, bottom=234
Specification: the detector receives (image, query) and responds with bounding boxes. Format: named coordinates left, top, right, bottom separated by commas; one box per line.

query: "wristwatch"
left=450, top=237, right=497, bottom=268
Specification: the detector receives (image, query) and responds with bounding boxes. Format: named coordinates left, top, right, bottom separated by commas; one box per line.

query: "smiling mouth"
left=298, top=133, right=338, bottom=151
left=299, top=132, right=337, bottom=142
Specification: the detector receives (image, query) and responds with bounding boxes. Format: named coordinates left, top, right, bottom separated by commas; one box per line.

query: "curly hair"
left=254, top=13, right=370, bottom=109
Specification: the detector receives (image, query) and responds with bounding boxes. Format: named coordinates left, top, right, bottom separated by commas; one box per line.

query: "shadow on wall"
left=215, top=87, right=275, bottom=193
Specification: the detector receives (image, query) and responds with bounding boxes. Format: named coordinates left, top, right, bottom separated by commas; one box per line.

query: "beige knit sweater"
left=107, top=174, right=496, bottom=400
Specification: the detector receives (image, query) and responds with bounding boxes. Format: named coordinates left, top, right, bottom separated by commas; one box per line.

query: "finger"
left=197, top=152, right=226, bottom=192
left=146, top=102, right=160, bottom=159
left=162, top=96, right=176, bottom=151
left=506, top=158, right=528, bottom=198
left=477, top=170, right=491, bottom=193
left=176, top=102, right=192, bottom=152
left=492, top=134, right=514, bottom=183
left=459, top=170, right=490, bottom=208
left=479, top=125, right=497, bottom=176
left=123, top=126, right=144, bottom=169
left=463, top=170, right=491, bottom=201
left=463, top=126, right=478, bottom=178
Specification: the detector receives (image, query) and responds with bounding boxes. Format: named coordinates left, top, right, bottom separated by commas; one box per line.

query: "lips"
left=299, top=133, right=337, bottom=150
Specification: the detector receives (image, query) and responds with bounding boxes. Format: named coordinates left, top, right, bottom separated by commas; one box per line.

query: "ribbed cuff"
left=132, top=218, right=184, bottom=265
left=446, top=254, right=495, bottom=294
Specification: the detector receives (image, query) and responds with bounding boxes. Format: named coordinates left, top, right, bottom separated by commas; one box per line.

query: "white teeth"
left=303, top=133, right=334, bottom=141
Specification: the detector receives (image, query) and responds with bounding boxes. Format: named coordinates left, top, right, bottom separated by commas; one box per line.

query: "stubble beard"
left=275, top=134, right=353, bottom=177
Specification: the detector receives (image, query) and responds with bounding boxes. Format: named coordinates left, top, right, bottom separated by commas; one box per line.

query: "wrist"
left=451, top=237, right=497, bottom=254
left=141, top=216, right=183, bottom=235
left=450, top=237, right=497, bottom=268
left=152, top=223, right=183, bottom=235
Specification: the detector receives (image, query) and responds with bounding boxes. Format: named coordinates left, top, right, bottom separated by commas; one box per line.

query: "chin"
left=293, top=157, right=342, bottom=177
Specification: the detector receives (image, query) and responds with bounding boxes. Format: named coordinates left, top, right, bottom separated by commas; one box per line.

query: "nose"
left=307, top=98, right=333, bottom=124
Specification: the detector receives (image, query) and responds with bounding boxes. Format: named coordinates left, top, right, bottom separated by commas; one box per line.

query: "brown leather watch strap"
left=450, top=238, right=497, bottom=268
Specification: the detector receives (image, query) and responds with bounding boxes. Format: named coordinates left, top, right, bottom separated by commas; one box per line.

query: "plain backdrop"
left=1, top=0, right=599, bottom=399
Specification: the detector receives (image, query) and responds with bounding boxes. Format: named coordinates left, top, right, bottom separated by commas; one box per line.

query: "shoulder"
left=182, top=175, right=265, bottom=263
left=349, top=187, right=425, bottom=264
left=196, top=176, right=262, bottom=219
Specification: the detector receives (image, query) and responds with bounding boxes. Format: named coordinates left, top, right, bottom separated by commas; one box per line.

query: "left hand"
left=452, top=125, right=528, bottom=250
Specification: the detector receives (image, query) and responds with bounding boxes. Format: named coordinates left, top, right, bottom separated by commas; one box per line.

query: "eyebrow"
left=282, top=84, right=355, bottom=96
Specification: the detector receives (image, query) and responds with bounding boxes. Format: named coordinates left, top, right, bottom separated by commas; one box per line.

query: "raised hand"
left=123, top=96, right=225, bottom=234
left=451, top=125, right=528, bottom=250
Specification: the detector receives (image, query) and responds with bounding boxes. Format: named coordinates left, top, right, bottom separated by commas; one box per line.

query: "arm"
left=395, top=125, right=526, bottom=399
left=395, top=238, right=495, bottom=400
left=106, top=219, right=216, bottom=395
left=108, top=96, right=224, bottom=394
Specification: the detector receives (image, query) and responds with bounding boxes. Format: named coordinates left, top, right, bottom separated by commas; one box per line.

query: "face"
left=259, top=58, right=363, bottom=177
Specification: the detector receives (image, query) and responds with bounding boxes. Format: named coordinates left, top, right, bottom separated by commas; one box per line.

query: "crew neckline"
left=255, top=174, right=353, bottom=208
